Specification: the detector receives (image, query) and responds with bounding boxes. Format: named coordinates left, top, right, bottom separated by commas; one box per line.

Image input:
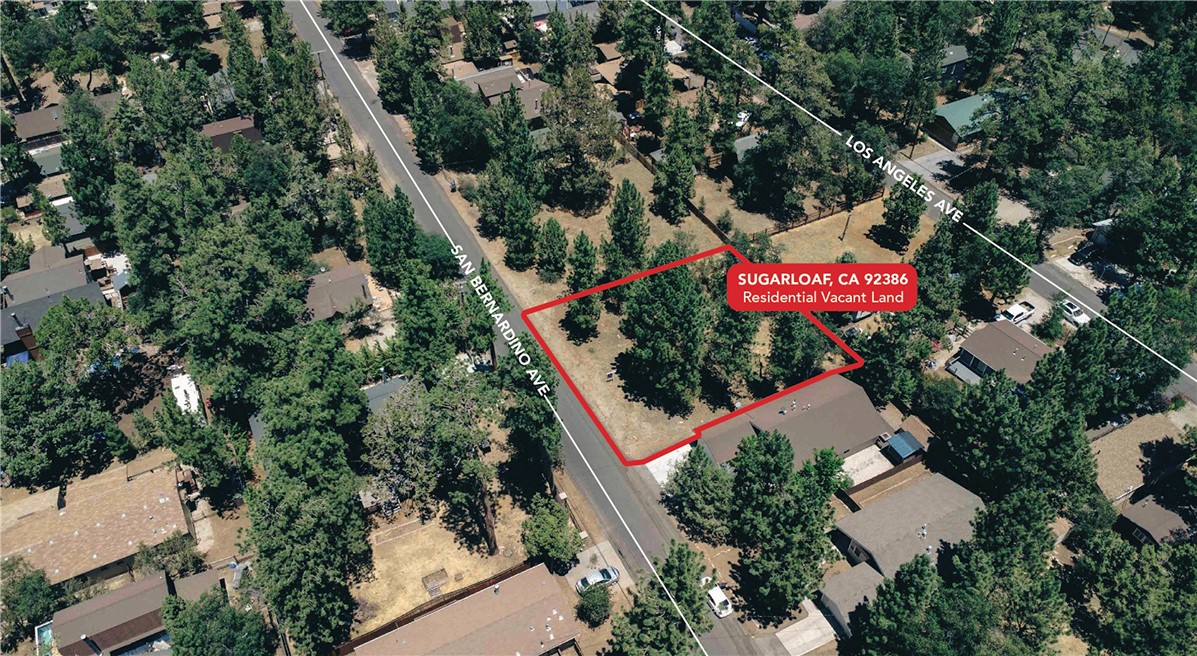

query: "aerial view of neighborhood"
left=1, top=1, right=1195, bottom=655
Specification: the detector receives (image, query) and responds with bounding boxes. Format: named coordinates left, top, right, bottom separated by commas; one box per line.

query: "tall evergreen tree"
left=620, top=240, right=710, bottom=413
left=489, top=87, right=546, bottom=200
left=602, top=179, right=649, bottom=307
left=222, top=3, right=267, bottom=118
left=564, top=232, right=601, bottom=339
left=462, top=1, right=502, bottom=68
left=663, top=446, right=733, bottom=544
left=608, top=540, right=712, bottom=656
left=537, top=217, right=569, bottom=282
left=881, top=181, right=925, bottom=251
left=767, top=312, right=829, bottom=387
left=542, top=66, right=619, bottom=212
left=61, top=90, right=116, bottom=241
left=362, top=187, right=420, bottom=286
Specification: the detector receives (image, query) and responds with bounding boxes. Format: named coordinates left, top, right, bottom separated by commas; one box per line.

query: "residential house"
left=733, top=133, right=760, bottom=163
left=947, top=320, right=1051, bottom=385
left=821, top=474, right=984, bottom=635
left=925, top=93, right=993, bottom=151
left=595, top=42, right=621, bottom=63
left=31, top=144, right=63, bottom=176
left=199, top=116, right=262, bottom=152
left=458, top=66, right=551, bottom=126
left=528, top=0, right=599, bottom=23
left=940, top=45, right=968, bottom=81
left=1, top=246, right=107, bottom=364
left=52, top=568, right=228, bottom=656
left=11, top=93, right=121, bottom=150
left=351, top=563, right=581, bottom=656
left=305, top=263, right=373, bottom=322
left=1, top=467, right=191, bottom=585
left=699, top=374, right=896, bottom=467
left=1117, top=495, right=1192, bottom=546
left=1092, top=413, right=1190, bottom=503
left=819, top=563, right=884, bottom=638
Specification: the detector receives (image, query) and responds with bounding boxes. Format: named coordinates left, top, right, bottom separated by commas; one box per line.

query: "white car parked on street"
left=1059, top=299, right=1091, bottom=327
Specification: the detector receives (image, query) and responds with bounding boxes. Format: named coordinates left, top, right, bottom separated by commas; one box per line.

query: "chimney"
left=11, top=313, right=22, bottom=329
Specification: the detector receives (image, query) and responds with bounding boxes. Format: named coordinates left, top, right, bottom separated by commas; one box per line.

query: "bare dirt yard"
left=772, top=192, right=937, bottom=266
left=350, top=427, right=534, bottom=637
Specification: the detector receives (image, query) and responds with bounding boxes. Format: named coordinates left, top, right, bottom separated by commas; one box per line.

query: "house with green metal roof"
left=926, top=93, right=993, bottom=150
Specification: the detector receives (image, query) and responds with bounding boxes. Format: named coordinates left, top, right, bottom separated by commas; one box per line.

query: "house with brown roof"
left=11, top=93, right=121, bottom=149
left=947, top=320, right=1051, bottom=385
left=820, top=473, right=984, bottom=636
left=1117, top=495, right=1192, bottom=546
left=200, top=116, right=262, bottom=152
left=52, top=569, right=228, bottom=656
left=699, top=374, right=896, bottom=467
left=441, top=15, right=465, bottom=63
left=458, top=66, right=551, bottom=125
left=1, top=467, right=191, bottom=585
left=352, top=563, right=580, bottom=656
left=305, top=263, right=373, bottom=322
left=1092, top=413, right=1190, bottom=503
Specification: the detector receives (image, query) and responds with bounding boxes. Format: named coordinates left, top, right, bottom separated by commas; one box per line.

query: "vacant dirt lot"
left=772, top=192, right=937, bottom=265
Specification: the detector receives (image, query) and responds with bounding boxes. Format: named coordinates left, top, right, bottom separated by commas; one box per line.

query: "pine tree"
left=641, top=49, right=673, bottom=135
left=362, top=187, right=420, bottom=287
left=222, top=3, right=267, bottom=118
left=1, top=111, right=40, bottom=192
left=881, top=179, right=925, bottom=251
left=489, top=89, right=546, bottom=200
left=687, top=1, right=735, bottom=82
left=521, top=494, right=583, bottom=574
left=463, top=1, right=502, bottom=68
left=393, top=266, right=460, bottom=377
left=502, top=188, right=538, bottom=271
left=663, top=446, right=733, bottom=543
left=564, top=232, right=601, bottom=339
left=608, top=540, right=712, bottom=655
left=620, top=240, right=710, bottom=413
left=61, top=90, right=116, bottom=241
left=768, top=312, right=830, bottom=387
left=537, top=217, right=568, bottom=282
left=602, top=179, right=649, bottom=308
left=542, top=66, right=619, bottom=212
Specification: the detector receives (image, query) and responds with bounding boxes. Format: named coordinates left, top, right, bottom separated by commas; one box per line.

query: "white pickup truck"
left=996, top=301, right=1037, bottom=324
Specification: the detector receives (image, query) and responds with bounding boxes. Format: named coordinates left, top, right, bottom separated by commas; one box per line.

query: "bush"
left=576, top=583, right=612, bottom=627
left=1, top=557, right=57, bottom=652
left=521, top=495, right=582, bottom=574
left=1032, top=303, right=1065, bottom=343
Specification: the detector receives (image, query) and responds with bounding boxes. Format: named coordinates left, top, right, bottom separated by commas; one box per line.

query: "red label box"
left=727, top=263, right=918, bottom=312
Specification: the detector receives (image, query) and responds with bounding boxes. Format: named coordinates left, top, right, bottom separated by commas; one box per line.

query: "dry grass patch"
left=772, top=192, right=936, bottom=265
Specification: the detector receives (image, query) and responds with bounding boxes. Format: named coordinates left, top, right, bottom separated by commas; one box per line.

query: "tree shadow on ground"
left=614, top=350, right=696, bottom=418
left=495, top=445, right=551, bottom=514
left=728, top=560, right=799, bottom=629
left=698, top=368, right=736, bottom=413
left=866, top=223, right=910, bottom=255
left=560, top=314, right=599, bottom=345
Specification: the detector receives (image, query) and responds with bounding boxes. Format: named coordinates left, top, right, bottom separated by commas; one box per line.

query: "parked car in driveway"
left=1059, top=299, right=1091, bottom=326
left=576, top=567, right=619, bottom=594
left=996, top=301, right=1037, bottom=324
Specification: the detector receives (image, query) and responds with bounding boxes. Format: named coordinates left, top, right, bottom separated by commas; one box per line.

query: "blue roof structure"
left=883, top=430, right=925, bottom=460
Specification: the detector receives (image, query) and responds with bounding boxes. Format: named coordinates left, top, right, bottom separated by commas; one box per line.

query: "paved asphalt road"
left=285, top=4, right=769, bottom=654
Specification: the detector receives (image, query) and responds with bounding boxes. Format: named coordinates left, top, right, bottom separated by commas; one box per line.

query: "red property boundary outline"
left=521, top=244, right=866, bottom=467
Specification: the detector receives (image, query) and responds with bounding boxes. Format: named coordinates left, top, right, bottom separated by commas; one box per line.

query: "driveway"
left=774, top=600, right=837, bottom=656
